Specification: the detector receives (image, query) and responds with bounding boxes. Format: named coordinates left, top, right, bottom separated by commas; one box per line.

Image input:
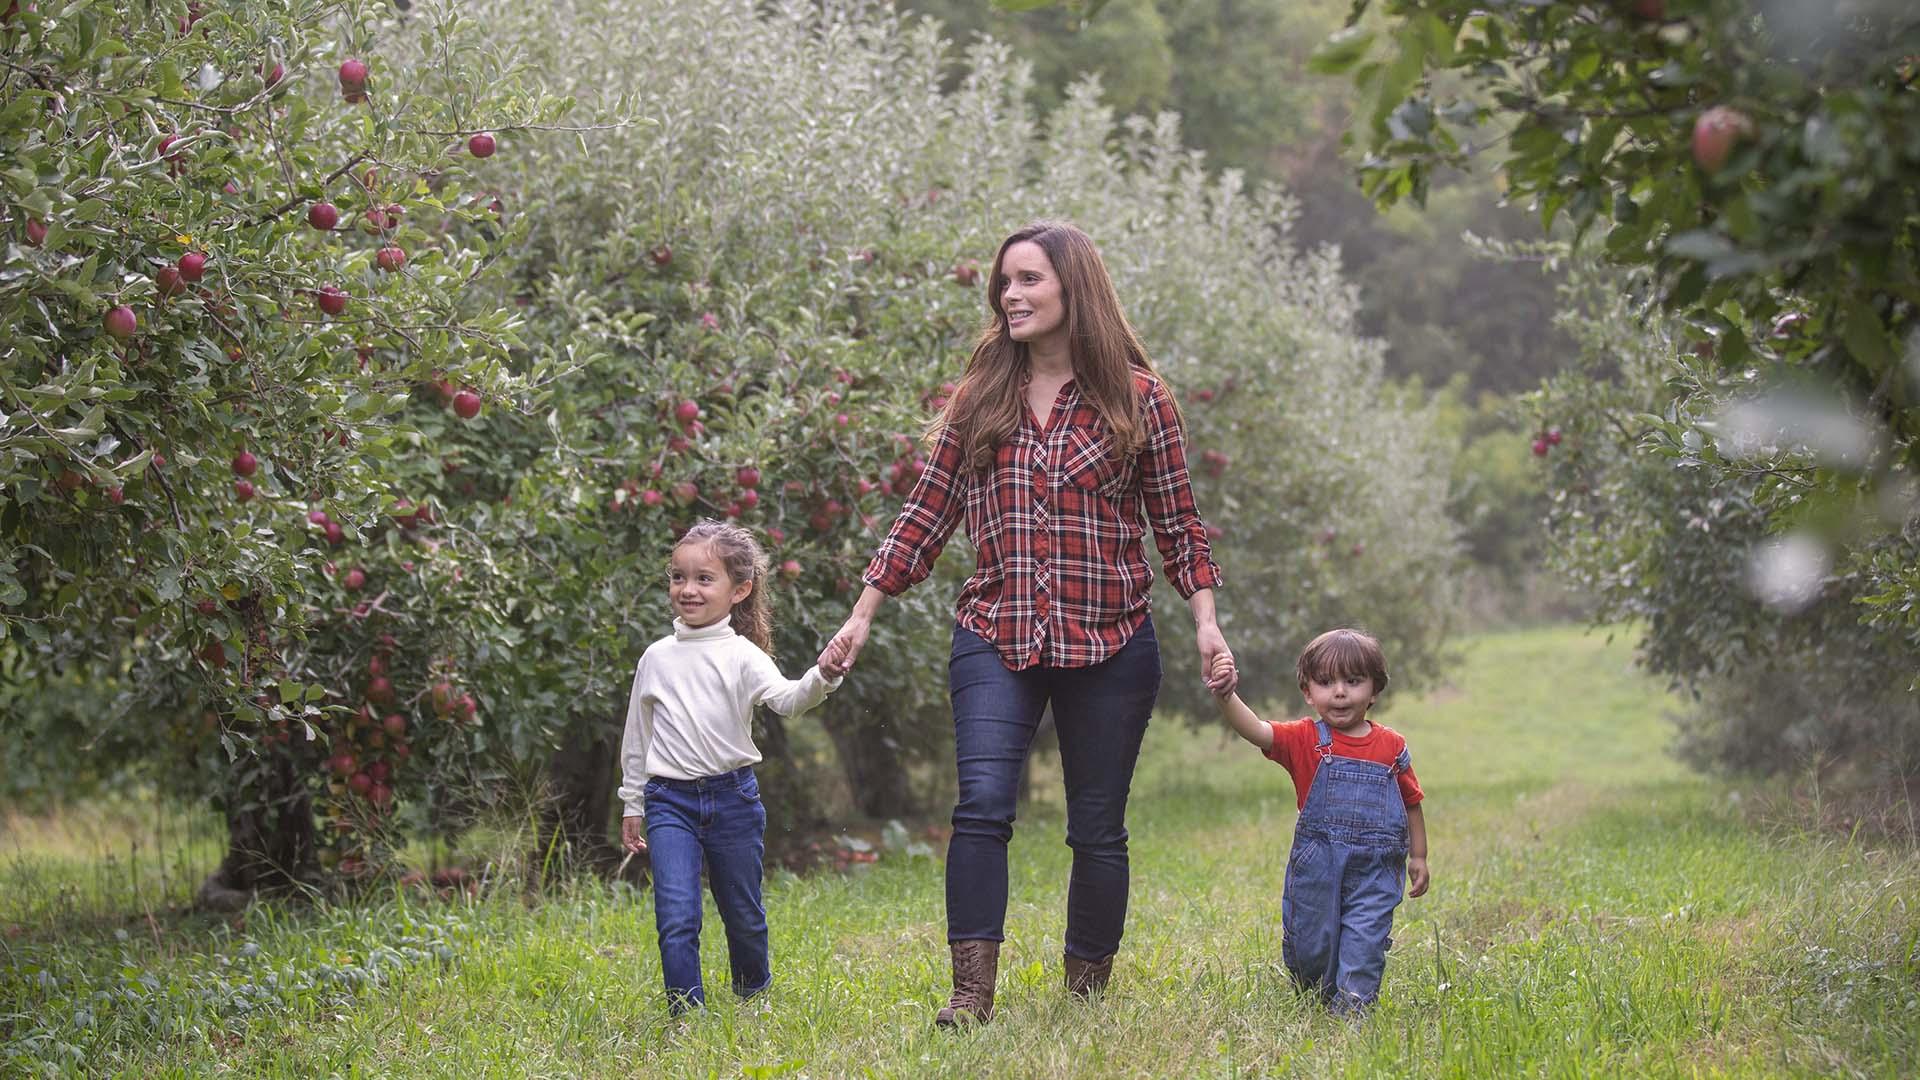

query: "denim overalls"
left=1280, top=720, right=1411, bottom=1014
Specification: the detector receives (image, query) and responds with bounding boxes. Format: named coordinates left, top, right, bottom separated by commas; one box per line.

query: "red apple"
left=674, top=400, right=701, bottom=424
left=672, top=481, right=699, bottom=504
left=834, top=413, right=850, bottom=428
left=178, top=251, right=207, bottom=282
left=1531, top=437, right=1550, bottom=457
left=467, top=132, right=496, bottom=158
left=952, top=263, right=979, bottom=287
left=375, top=245, right=407, bottom=272
left=309, top=508, right=330, bottom=526
left=338, top=57, right=368, bottom=87
left=640, top=489, right=663, bottom=507
left=158, top=132, right=183, bottom=163
left=737, top=489, right=759, bottom=511
left=315, top=285, right=348, bottom=316
left=348, top=771, right=373, bottom=796
left=233, top=479, right=255, bottom=501
left=1546, top=428, right=1564, bottom=446
left=196, top=598, right=219, bottom=616
left=456, top=694, right=477, bottom=722
left=324, top=521, right=346, bottom=546
left=104, top=305, right=137, bottom=339
left=779, top=559, right=802, bottom=581
left=155, top=266, right=184, bottom=298
left=24, top=218, right=46, bottom=246
left=231, top=450, right=257, bottom=477
left=343, top=567, right=366, bottom=591
left=383, top=713, right=407, bottom=737
left=431, top=682, right=457, bottom=714
left=261, top=61, right=284, bottom=87
left=736, top=465, right=761, bottom=489
left=329, top=752, right=356, bottom=776
left=107, top=486, right=124, bottom=504
left=1630, top=0, right=1665, bottom=19
left=1691, top=106, right=1753, bottom=175
left=651, top=244, right=672, bottom=266
left=451, top=389, right=482, bottom=419
left=367, top=675, right=394, bottom=704
left=307, top=201, right=339, bottom=230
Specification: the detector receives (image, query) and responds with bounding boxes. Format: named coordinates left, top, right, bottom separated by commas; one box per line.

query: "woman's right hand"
left=819, top=614, right=871, bottom=677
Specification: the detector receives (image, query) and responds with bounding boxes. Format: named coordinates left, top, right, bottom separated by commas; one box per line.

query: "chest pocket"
left=1060, top=424, right=1131, bottom=498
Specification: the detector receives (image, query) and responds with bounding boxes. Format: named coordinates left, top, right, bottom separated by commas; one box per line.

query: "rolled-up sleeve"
left=1138, top=380, right=1222, bottom=598
left=863, top=425, right=968, bottom=596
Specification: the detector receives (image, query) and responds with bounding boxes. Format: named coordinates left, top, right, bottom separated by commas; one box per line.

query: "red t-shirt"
left=1264, top=718, right=1424, bottom=811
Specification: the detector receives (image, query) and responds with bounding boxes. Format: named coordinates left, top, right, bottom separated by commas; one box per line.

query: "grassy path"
left=4, top=626, right=1917, bottom=1077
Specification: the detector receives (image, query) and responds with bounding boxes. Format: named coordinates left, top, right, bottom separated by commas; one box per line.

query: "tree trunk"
left=196, top=754, right=319, bottom=911
left=821, top=704, right=918, bottom=819
left=1017, top=706, right=1056, bottom=807
left=752, top=708, right=829, bottom=854
left=536, top=717, right=622, bottom=885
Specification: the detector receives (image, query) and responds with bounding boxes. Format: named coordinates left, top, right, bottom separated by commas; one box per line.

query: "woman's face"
left=999, top=240, right=1066, bottom=347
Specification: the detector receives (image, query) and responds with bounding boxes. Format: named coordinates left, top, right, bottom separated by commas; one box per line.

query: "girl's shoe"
left=1064, top=952, right=1113, bottom=998
left=934, top=939, right=999, bottom=1026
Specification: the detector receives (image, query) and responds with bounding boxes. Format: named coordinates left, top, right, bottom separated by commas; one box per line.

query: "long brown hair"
left=937, top=220, right=1183, bottom=473
left=674, top=519, right=774, bottom=653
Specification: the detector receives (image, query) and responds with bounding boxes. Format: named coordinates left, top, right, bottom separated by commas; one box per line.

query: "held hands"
left=818, top=615, right=869, bottom=678
left=1199, top=623, right=1237, bottom=696
left=1407, top=856, right=1430, bottom=898
left=1208, top=652, right=1238, bottom=698
left=621, top=816, right=648, bottom=855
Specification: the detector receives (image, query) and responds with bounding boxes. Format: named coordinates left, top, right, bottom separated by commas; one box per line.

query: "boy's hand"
left=621, top=816, right=648, bottom=855
left=1406, top=856, right=1429, bottom=898
left=1207, top=652, right=1237, bottom=697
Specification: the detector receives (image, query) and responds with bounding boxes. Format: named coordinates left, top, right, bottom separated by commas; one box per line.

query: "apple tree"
left=1314, top=0, right=1919, bottom=772
left=0, top=0, right=566, bottom=896
left=446, top=0, right=1459, bottom=855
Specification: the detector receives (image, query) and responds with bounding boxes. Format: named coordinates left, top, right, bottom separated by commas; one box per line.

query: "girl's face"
left=1300, top=671, right=1378, bottom=732
left=668, top=542, right=752, bottom=629
left=999, top=240, right=1067, bottom=347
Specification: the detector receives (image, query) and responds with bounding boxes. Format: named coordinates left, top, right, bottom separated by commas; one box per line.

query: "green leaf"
left=1309, top=27, right=1377, bottom=76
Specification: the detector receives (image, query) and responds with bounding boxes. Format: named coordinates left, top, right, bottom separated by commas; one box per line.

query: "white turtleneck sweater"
left=618, top=615, right=842, bottom=818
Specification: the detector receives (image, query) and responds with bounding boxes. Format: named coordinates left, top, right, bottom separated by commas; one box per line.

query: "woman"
left=819, top=220, right=1237, bottom=1025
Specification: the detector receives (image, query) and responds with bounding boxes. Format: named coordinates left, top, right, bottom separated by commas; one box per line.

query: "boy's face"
left=1300, top=672, right=1378, bottom=732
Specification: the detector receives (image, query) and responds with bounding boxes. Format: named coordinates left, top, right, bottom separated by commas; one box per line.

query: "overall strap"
left=1314, top=719, right=1334, bottom=759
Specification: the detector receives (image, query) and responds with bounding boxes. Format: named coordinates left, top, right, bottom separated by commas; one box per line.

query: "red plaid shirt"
left=864, top=371, right=1223, bottom=670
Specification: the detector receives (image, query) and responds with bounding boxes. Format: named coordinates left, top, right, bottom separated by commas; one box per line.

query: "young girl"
left=617, top=519, right=846, bottom=1015
left=1211, top=628, right=1428, bottom=1016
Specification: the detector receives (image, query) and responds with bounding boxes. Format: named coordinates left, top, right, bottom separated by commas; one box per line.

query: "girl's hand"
left=1407, top=856, right=1429, bottom=898
left=819, top=614, right=870, bottom=677
left=621, top=816, right=648, bottom=855
left=1198, top=623, right=1237, bottom=695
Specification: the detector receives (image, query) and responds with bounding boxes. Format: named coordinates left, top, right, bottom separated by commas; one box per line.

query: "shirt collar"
left=673, top=615, right=735, bottom=641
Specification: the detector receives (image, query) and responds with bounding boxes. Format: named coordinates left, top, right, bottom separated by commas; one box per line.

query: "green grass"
left=4, top=625, right=1918, bottom=1077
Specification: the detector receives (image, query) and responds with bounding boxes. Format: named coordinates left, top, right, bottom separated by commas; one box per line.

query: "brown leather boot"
left=1064, top=952, right=1114, bottom=999
left=934, top=939, right=999, bottom=1026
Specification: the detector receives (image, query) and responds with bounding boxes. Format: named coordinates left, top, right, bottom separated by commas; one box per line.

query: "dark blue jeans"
left=643, top=765, right=770, bottom=1014
left=946, top=618, right=1162, bottom=961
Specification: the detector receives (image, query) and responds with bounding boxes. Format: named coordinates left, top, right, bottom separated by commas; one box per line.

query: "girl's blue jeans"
left=944, top=618, right=1162, bottom=961
left=643, top=766, right=770, bottom=1014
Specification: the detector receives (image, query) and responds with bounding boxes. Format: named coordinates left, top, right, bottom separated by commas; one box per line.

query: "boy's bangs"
left=1303, top=636, right=1373, bottom=682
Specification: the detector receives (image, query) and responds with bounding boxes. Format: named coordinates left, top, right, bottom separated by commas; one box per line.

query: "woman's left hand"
left=1198, top=622, right=1236, bottom=696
